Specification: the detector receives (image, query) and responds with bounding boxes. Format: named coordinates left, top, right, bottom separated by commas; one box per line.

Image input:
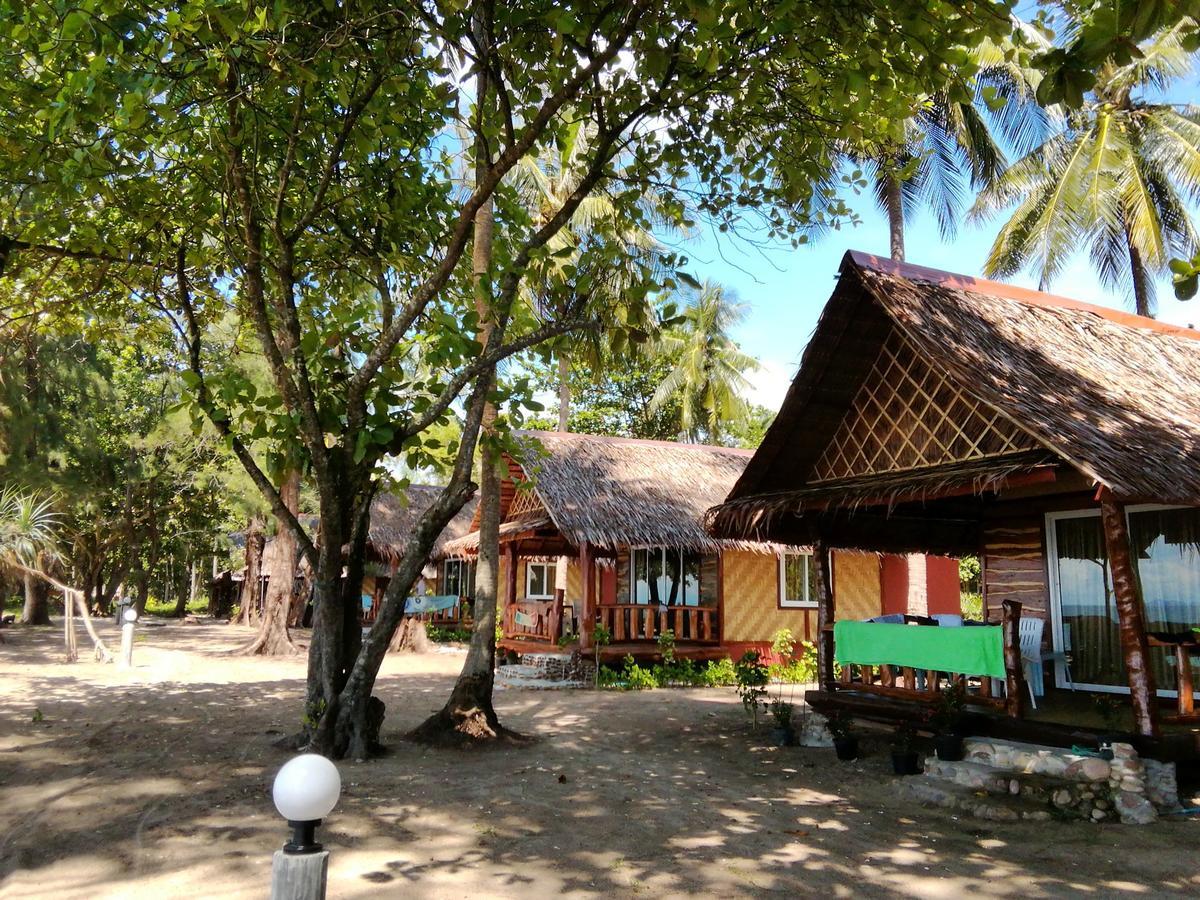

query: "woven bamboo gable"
left=810, top=329, right=1040, bottom=482
left=507, top=483, right=547, bottom=519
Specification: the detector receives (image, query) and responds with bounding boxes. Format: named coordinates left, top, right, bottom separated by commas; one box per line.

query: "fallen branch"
left=16, top=564, right=112, bottom=662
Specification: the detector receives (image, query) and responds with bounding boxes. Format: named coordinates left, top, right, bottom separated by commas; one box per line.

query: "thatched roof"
left=258, top=485, right=478, bottom=571
left=443, top=431, right=785, bottom=555
left=365, top=485, right=479, bottom=563
left=710, top=251, right=1200, bottom=541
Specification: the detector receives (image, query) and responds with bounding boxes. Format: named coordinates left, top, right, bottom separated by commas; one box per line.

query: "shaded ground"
left=1, top=621, right=1198, bottom=899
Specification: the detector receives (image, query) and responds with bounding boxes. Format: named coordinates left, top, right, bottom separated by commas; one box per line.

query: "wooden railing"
left=825, top=600, right=1026, bottom=717
left=597, top=604, right=719, bottom=644
left=503, top=600, right=561, bottom=643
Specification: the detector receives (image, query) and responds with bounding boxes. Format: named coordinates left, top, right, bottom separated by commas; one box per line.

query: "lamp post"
left=119, top=608, right=137, bottom=668
left=270, top=754, right=341, bottom=900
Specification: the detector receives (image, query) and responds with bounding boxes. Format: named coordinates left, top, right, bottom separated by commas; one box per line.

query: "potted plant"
left=826, top=710, right=858, bottom=761
left=890, top=722, right=921, bottom=775
left=1091, top=694, right=1123, bottom=760
left=769, top=699, right=798, bottom=747
left=929, top=683, right=967, bottom=761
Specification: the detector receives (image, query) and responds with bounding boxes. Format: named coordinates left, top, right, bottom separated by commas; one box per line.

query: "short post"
left=119, top=608, right=137, bottom=668
left=1001, top=600, right=1024, bottom=718
left=271, top=754, right=341, bottom=900
left=813, top=540, right=836, bottom=692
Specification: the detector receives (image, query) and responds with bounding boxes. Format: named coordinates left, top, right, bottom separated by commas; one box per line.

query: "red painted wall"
left=925, top=555, right=961, bottom=616
left=880, top=554, right=909, bottom=615
left=600, top=566, right=617, bottom=605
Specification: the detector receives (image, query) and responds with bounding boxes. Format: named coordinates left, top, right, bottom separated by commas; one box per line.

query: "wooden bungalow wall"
left=982, top=516, right=1049, bottom=622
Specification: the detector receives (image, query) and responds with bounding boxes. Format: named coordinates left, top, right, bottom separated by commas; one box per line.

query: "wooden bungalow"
left=707, top=251, right=1200, bottom=760
left=441, top=431, right=958, bottom=661
left=235, top=486, right=478, bottom=625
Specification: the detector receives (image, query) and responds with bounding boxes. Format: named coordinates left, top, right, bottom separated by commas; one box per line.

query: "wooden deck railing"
left=502, top=600, right=561, bottom=643
left=597, top=604, right=719, bottom=644
left=825, top=600, right=1026, bottom=717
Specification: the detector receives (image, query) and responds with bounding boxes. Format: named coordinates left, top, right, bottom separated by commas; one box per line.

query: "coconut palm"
left=512, top=121, right=676, bottom=430
left=971, top=23, right=1200, bottom=317
left=853, top=28, right=1047, bottom=261
left=650, top=281, right=760, bottom=443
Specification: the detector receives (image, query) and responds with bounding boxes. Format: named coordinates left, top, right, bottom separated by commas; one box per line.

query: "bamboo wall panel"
left=983, top=518, right=1048, bottom=624
left=721, top=550, right=808, bottom=641
left=811, top=328, right=1038, bottom=481
left=834, top=551, right=883, bottom=622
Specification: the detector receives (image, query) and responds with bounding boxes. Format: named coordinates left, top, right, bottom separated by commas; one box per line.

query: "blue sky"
left=687, top=182, right=1200, bottom=412
left=679, top=4, right=1200, bottom=411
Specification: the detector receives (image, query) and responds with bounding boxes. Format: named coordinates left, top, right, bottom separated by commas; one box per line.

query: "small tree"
left=735, top=650, right=770, bottom=730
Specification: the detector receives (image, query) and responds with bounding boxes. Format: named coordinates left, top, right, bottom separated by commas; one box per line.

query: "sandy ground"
left=1, top=621, right=1198, bottom=899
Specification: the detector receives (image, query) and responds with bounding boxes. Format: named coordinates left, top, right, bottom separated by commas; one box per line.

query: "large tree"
left=0, top=1, right=1017, bottom=757
left=973, top=21, right=1200, bottom=316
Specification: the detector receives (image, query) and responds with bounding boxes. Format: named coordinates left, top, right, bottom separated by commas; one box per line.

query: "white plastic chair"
left=1018, top=617, right=1074, bottom=709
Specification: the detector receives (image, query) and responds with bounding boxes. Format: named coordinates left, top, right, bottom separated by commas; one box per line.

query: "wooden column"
left=504, top=542, right=518, bottom=608
left=1001, top=599, right=1025, bottom=718
left=813, top=540, right=836, bottom=692
left=579, top=541, right=595, bottom=651
left=1099, top=498, right=1161, bottom=738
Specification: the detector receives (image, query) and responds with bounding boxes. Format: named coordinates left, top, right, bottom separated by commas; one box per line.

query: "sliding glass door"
left=1047, top=506, right=1200, bottom=695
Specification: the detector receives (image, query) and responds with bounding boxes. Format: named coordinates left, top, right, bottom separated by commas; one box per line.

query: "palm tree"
left=512, top=121, right=675, bottom=430
left=0, top=487, right=59, bottom=624
left=971, top=23, right=1200, bottom=317
left=650, top=281, right=760, bottom=443
left=853, top=28, right=1046, bottom=261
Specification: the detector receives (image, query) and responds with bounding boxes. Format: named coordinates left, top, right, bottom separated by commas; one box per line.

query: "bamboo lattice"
left=811, top=329, right=1038, bottom=481
left=506, top=485, right=547, bottom=519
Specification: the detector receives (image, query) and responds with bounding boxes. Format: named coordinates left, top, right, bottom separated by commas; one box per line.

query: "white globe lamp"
left=272, top=754, right=341, bottom=854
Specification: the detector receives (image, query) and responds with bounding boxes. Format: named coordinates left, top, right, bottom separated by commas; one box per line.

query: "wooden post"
left=813, top=540, right=835, bottom=691
left=1099, top=498, right=1161, bottom=738
left=271, top=849, right=329, bottom=900
left=1001, top=599, right=1024, bottom=718
left=579, top=541, right=595, bottom=652
left=1175, top=645, right=1194, bottom=717
left=504, top=542, right=518, bottom=608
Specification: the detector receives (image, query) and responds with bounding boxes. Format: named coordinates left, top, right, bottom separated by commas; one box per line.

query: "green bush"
left=700, top=656, right=737, bottom=686
left=426, top=625, right=472, bottom=643
left=767, top=640, right=818, bottom=683
left=143, top=595, right=209, bottom=616
left=961, top=591, right=984, bottom=621
left=596, top=654, right=739, bottom=690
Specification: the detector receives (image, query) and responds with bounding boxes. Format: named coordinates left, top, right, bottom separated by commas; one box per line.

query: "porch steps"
left=900, top=737, right=1163, bottom=824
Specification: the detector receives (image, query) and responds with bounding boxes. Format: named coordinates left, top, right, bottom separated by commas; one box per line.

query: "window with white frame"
left=525, top=561, right=557, bottom=599
left=779, top=551, right=819, bottom=608
left=631, top=547, right=702, bottom=606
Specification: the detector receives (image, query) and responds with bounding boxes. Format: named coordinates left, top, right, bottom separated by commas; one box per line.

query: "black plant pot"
left=891, top=750, right=921, bottom=776
left=772, top=725, right=798, bottom=747
left=934, top=733, right=964, bottom=761
left=833, top=735, right=859, bottom=761
left=1097, top=733, right=1122, bottom=760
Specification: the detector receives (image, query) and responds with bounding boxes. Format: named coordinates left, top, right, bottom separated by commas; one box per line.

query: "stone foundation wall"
left=964, top=737, right=1178, bottom=825
left=519, top=651, right=596, bottom=683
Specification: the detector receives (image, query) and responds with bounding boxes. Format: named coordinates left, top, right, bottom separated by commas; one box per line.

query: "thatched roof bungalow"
left=708, top=251, right=1200, bottom=755
left=444, top=431, right=957, bottom=660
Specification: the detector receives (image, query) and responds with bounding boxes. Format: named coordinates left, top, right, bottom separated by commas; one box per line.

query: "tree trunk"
left=239, top=470, right=302, bottom=656
left=557, top=352, right=571, bottom=431
left=20, top=569, right=51, bottom=625
left=884, top=173, right=905, bottom=262
left=237, top=516, right=266, bottom=626
left=1126, top=228, right=1154, bottom=318
left=410, top=20, right=515, bottom=746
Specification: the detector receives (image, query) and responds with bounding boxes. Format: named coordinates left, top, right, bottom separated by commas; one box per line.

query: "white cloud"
left=746, top=358, right=794, bottom=412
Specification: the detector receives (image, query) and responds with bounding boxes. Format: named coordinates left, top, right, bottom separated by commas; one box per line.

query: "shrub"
left=700, top=656, right=737, bottom=687
left=622, top=655, right=658, bottom=690
left=960, top=591, right=984, bottom=621
left=426, top=625, right=472, bottom=643
left=735, top=650, right=770, bottom=728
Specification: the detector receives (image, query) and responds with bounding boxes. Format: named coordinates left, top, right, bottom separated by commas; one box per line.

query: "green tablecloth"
left=833, top=621, right=1006, bottom=678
